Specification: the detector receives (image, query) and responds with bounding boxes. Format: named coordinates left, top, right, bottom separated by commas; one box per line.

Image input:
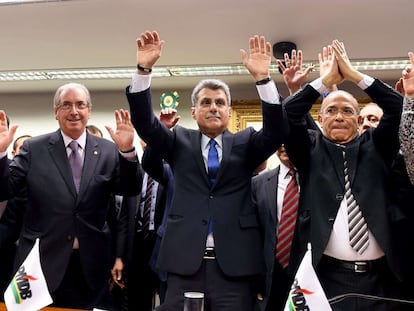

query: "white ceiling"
left=0, top=0, right=412, bottom=93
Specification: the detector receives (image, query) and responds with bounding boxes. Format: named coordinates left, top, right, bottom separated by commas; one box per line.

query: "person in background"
left=87, top=124, right=103, bottom=138
left=125, top=30, right=286, bottom=310
left=389, top=52, right=414, bottom=310
left=112, top=138, right=167, bottom=311
left=358, top=102, right=383, bottom=135
left=0, top=134, right=31, bottom=301
left=0, top=82, right=142, bottom=310
left=252, top=145, right=297, bottom=311
left=284, top=40, right=404, bottom=310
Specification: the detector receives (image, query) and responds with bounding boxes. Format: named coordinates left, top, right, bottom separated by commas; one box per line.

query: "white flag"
left=4, top=238, right=53, bottom=311
left=284, top=243, right=332, bottom=311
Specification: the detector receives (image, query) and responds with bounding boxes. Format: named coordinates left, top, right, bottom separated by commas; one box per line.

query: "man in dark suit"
left=125, top=31, right=286, bottom=310
left=112, top=151, right=167, bottom=311
left=284, top=40, right=404, bottom=310
left=0, top=82, right=141, bottom=310
left=252, top=145, right=298, bottom=311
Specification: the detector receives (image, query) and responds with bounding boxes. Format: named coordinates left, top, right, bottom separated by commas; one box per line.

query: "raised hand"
left=319, top=46, right=338, bottom=92
left=136, top=30, right=165, bottom=71
left=331, top=39, right=363, bottom=84
left=159, top=108, right=180, bottom=129
left=0, top=110, right=18, bottom=152
left=401, top=52, right=414, bottom=98
left=240, top=35, right=272, bottom=81
left=106, top=109, right=135, bottom=152
left=277, top=49, right=313, bottom=95
left=320, top=43, right=343, bottom=88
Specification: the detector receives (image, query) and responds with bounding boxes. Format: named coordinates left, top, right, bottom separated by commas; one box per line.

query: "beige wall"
left=0, top=78, right=385, bottom=160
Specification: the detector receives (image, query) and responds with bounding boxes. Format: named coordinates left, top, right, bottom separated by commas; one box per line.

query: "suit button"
left=202, top=220, right=208, bottom=225
left=209, top=195, right=214, bottom=199
left=328, top=218, right=335, bottom=224
left=67, top=235, right=72, bottom=241
left=335, top=193, right=343, bottom=200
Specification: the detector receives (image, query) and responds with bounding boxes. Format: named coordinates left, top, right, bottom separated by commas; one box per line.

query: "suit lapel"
left=190, top=131, right=210, bottom=186
left=216, top=130, right=233, bottom=184
left=266, top=167, right=279, bottom=225
left=48, top=130, right=77, bottom=197
left=78, top=134, right=100, bottom=197
left=344, top=140, right=360, bottom=187
left=325, top=139, right=346, bottom=189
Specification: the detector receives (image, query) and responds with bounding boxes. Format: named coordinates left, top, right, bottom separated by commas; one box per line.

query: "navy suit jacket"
left=0, top=130, right=141, bottom=291
left=126, top=87, right=287, bottom=277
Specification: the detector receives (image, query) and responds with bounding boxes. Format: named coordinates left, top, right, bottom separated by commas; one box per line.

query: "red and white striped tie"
left=276, top=169, right=299, bottom=268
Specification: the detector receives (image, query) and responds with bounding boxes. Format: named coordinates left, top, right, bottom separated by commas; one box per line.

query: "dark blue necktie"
left=208, top=139, right=219, bottom=187
left=207, top=139, right=219, bottom=234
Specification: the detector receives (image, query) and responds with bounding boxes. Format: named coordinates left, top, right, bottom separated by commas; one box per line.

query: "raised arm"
left=399, top=51, right=414, bottom=185
left=240, top=35, right=272, bottom=82
left=135, top=30, right=164, bottom=75
left=277, top=49, right=313, bottom=95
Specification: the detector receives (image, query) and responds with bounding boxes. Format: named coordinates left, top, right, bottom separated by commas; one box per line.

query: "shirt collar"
left=201, top=133, right=223, bottom=150
left=62, top=130, right=87, bottom=149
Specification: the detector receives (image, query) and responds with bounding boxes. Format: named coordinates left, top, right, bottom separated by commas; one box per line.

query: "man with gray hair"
left=0, top=82, right=141, bottom=309
left=125, top=30, right=287, bottom=311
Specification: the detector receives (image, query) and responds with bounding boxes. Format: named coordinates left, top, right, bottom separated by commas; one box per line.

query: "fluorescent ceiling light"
left=0, top=58, right=409, bottom=82
left=0, top=0, right=70, bottom=5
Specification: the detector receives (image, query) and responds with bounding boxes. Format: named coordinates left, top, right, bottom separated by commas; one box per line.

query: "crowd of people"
left=0, top=30, right=413, bottom=311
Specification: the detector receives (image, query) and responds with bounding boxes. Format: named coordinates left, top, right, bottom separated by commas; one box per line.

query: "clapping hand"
left=401, top=52, right=414, bottom=98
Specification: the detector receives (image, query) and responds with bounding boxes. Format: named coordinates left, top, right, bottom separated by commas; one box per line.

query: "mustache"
left=206, top=113, right=221, bottom=119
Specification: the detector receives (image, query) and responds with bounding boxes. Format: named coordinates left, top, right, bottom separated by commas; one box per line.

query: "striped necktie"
left=276, top=168, right=299, bottom=268
left=342, top=150, right=369, bottom=254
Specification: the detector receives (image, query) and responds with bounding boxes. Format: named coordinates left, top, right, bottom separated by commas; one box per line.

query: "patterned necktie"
left=143, top=175, right=154, bottom=238
left=276, top=168, right=299, bottom=268
left=68, top=141, right=82, bottom=192
left=342, top=150, right=369, bottom=254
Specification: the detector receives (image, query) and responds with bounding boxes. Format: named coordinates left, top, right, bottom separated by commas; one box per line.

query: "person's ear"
left=317, top=114, right=323, bottom=128
left=357, top=115, right=363, bottom=126
left=191, top=107, right=196, bottom=120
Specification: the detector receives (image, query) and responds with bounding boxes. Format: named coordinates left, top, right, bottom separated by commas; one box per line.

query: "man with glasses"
left=0, top=83, right=142, bottom=309
left=284, top=40, right=404, bottom=310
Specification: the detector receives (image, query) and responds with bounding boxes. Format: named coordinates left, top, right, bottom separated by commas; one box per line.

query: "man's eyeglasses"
left=323, top=107, right=356, bottom=117
left=58, top=102, right=89, bottom=111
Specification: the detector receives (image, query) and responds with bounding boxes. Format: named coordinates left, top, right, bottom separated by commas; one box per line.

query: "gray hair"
left=191, top=79, right=231, bottom=107
left=53, top=82, right=92, bottom=108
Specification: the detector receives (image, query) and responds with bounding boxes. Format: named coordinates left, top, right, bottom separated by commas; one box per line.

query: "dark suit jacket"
left=284, top=80, right=403, bottom=280
left=116, top=172, right=166, bottom=269
left=0, top=130, right=141, bottom=292
left=126, top=87, right=286, bottom=277
left=251, top=167, right=281, bottom=309
left=142, top=146, right=174, bottom=283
